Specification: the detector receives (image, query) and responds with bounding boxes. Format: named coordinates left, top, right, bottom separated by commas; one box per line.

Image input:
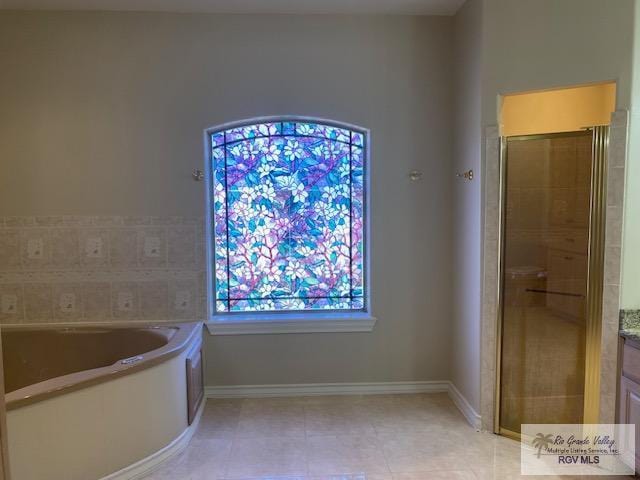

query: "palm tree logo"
left=532, top=433, right=554, bottom=458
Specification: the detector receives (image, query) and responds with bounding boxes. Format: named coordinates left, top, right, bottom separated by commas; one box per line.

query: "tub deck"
left=2, top=322, right=201, bottom=410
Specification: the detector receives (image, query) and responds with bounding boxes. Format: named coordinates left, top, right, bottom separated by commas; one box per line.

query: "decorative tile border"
left=0, top=216, right=206, bottom=325
left=0, top=216, right=203, bottom=228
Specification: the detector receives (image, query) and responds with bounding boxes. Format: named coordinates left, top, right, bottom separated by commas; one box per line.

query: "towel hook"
left=456, top=169, right=473, bottom=181
left=408, top=170, right=423, bottom=181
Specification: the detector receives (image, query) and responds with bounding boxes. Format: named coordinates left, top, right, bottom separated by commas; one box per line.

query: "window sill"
left=205, top=313, right=377, bottom=335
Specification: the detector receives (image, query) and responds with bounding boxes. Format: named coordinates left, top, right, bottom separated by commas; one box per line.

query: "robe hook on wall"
left=456, top=169, right=473, bottom=181
left=408, top=170, right=423, bottom=181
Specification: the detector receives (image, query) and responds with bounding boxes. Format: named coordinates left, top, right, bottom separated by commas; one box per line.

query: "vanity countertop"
left=620, top=310, right=640, bottom=341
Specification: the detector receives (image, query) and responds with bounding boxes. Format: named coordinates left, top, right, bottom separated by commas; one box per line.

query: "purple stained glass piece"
left=211, top=120, right=366, bottom=313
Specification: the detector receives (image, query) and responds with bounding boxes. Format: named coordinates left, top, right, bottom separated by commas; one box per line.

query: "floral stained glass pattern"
left=211, top=120, right=366, bottom=313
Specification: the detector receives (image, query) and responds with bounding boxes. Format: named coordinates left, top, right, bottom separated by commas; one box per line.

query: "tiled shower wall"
left=0, top=216, right=206, bottom=325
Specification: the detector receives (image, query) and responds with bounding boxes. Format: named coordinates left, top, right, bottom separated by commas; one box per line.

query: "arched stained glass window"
left=207, top=118, right=368, bottom=314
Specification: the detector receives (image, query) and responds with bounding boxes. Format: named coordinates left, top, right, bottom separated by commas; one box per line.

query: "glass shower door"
left=498, top=131, right=594, bottom=436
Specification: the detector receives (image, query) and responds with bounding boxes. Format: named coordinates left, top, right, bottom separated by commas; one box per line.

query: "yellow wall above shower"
left=500, top=83, right=616, bottom=137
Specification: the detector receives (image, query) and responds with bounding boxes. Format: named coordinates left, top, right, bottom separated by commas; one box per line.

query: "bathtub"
left=2, top=322, right=203, bottom=480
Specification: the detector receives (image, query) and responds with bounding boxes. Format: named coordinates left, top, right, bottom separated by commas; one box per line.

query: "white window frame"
left=203, top=116, right=375, bottom=335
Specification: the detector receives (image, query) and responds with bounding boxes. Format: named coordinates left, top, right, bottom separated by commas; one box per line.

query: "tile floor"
left=143, top=393, right=624, bottom=480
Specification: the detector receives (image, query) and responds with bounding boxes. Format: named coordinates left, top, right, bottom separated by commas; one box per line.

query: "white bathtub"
left=3, top=322, right=203, bottom=480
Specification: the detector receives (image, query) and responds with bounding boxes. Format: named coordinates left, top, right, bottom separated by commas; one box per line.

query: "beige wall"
left=451, top=0, right=483, bottom=412
left=0, top=12, right=454, bottom=385
left=622, top=3, right=640, bottom=309
left=483, top=0, right=634, bottom=125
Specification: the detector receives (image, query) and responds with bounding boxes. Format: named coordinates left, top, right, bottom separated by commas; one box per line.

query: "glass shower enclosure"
left=496, top=128, right=608, bottom=438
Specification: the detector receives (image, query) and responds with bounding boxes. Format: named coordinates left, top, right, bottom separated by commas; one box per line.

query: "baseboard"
left=205, top=381, right=449, bottom=398
left=447, top=382, right=482, bottom=431
left=100, top=401, right=204, bottom=480
left=97, top=380, right=477, bottom=480
left=206, top=380, right=481, bottom=430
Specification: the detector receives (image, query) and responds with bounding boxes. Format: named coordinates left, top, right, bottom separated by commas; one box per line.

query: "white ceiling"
left=0, top=0, right=466, bottom=15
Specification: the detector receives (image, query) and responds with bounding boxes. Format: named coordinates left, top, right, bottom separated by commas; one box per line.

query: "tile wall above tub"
left=0, top=216, right=206, bottom=325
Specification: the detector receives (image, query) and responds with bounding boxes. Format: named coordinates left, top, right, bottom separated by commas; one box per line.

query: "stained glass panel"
left=211, top=120, right=366, bottom=313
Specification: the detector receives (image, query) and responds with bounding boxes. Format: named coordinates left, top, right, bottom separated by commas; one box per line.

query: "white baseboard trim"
left=447, top=382, right=482, bottom=431
left=205, top=381, right=449, bottom=398
left=100, top=402, right=204, bottom=480
left=205, top=380, right=482, bottom=430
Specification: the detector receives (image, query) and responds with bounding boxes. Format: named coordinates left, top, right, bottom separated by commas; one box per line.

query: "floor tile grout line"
left=181, top=395, right=516, bottom=480
left=303, top=402, right=310, bottom=477
left=222, top=398, right=244, bottom=479
left=222, top=434, right=234, bottom=479
left=372, top=426, right=394, bottom=477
